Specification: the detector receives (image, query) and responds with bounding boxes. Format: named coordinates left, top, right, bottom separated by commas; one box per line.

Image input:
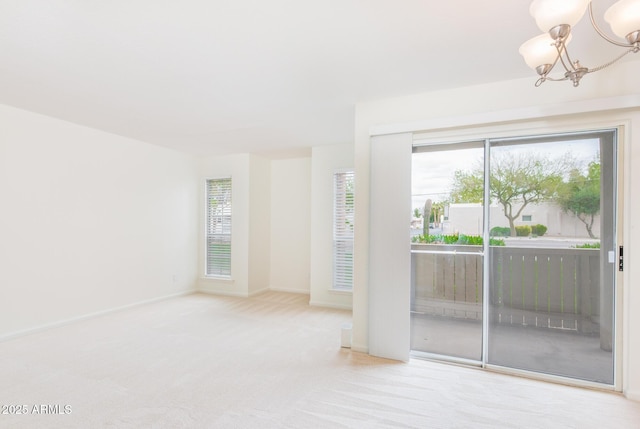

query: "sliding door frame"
left=411, top=122, right=625, bottom=392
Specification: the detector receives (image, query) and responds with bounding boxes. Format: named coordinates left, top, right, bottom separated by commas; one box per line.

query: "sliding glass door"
left=411, top=130, right=618, bottom=385
left=486, top=132, right=616, bottom=384
left=411, top=142, right=485, bottom=362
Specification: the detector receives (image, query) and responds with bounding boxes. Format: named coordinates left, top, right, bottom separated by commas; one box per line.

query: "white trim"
left=248, top=287, right=270, bottom=297
left=198, top=277, right=238, bottom=297
left=198, top=286, right=280, bottom=298
left=370, top=94, right=640, bottom=137
left=350, top=343, right=369, bottom=354
left=309, top=300, right=353, bottom=310
left=0, top=290, right=197, bottom=343
left=328, top=288, right=353, bottom=295
left=202, top=275, right=233, bottom=282
left=333, top=167, right=354, bottom=174
left=625, top=390, right=640, bottom=402
left=611, top=126, right=624, bottom=393
left=620, top=121, right=631, bottom=397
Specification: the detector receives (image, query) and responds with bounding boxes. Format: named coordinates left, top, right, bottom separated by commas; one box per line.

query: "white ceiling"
left=0, top=0, right=635, bottom=157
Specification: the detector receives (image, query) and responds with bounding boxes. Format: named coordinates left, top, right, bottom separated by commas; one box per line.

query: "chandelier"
left=519, top=0, right=640, bottom=87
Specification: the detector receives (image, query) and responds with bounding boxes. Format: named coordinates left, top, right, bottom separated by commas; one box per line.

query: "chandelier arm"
left=535, top=71, right=570, bottom=87
left=555, top=43, right=576, bottom=73
left=544, top=43, right=564, bottom=74
left=588, top=47, right=637, bottom=73
left=588, top=2, right=635, bottom=48
left=542, top=76, right=570, bottom=82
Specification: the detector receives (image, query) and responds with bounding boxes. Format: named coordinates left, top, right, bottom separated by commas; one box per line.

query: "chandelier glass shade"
left=530, top=0, right=591, bottom=32
left=520, top=0, right=640, bottom=87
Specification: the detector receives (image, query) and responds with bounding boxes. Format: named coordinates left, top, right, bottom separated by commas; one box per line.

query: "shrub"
left=574, top=242, right=600, bottom=249
left=489, top=238, right=506, bottom=246
left=441, top=234, right=461, bottom=244
left=490, top=226, right=511, bottom=237
left=412, top=234, right=505, bottom=246
left=515, top=225, right=531, bottom=236
left=458, top=234, right=482, bottom=245
left=531, top=224, right=548, bottom=236
left=412, top=234, right=440, bottom=244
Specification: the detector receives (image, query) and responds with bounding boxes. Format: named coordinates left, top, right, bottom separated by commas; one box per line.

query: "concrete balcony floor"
left=411, top=313, right=613, bottom=384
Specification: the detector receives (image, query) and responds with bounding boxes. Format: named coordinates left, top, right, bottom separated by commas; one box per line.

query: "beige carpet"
left=1, top=291, right=639, bottom=428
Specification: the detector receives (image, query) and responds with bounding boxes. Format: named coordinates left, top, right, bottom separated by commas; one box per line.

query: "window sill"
left=201, top=276, right=234, bottom=284
left=329, top=288, right=353, bottom=295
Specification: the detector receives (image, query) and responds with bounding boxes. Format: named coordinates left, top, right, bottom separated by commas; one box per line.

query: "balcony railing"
left=411, top=244, right=601, bottom=334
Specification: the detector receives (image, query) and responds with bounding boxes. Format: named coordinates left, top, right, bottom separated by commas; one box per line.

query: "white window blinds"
left=206, top=178, right=232, bottom=277
left=333, top=171, right=355, bottom=290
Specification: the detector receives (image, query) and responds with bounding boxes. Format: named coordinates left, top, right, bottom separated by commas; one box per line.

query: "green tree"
left=557, top=161, right=600, bottom=238
left=450, top=151, right=571, bottom=236
left=450, top=170, right=484, bottom=203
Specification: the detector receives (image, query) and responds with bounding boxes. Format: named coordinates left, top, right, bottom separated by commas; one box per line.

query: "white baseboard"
left=198, top=286, right=309, bottom=298
left=309, top=299, right=352, bottom=311
left=202, top=288, right=309, bottom=297
left=0, top=289, right=197, bottom=343
left=268, top=286, right=310, bottom=295
left=625, top=389, right=640, bottom=402
left=350, top=343, right=369, bottom=354
left=199, top=285, right=279, bottom=298
left=198, top=286, right=249, bottom=298
left=248, top=287, right=270, bottom=297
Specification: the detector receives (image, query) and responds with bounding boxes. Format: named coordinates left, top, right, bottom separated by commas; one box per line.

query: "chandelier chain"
left=588, top=47, right=638, bottom=73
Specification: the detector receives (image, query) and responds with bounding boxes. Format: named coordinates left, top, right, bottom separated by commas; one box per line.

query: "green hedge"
left=574, top=242, right=600, bottom=249
left=490, top=226, right=510, bottom=237
left=515, top=225, right=531, bottom=236
left=531, top=224, right=548, bottom=236
left=412, top=233, right=505, bottom=246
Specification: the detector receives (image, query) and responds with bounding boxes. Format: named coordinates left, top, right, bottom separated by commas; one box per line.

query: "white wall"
left=198, top=148, right=357, bottom=308
left=198, top=154, right=251, bottom=296
left=447, top=203, right=602, bottom=238
left=198, top=154, right=272, bottom=297
left=269, top=158, right=311, bottom=294
left=0, top=104, right=199, bottom=338
left=248, top=154, right=271, bottom=295
left=353, top=60, right=640, bottom=399
left=309, top=144, right=354, bottom=309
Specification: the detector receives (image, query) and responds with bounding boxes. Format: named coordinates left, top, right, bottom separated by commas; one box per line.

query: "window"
left=522, top=215, right=532, bottom=222
left=206, top=178, right=232, bottom=277
left=333, top=171, right=355, bottom=290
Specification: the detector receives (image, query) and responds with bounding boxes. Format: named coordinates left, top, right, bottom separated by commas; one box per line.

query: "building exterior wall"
left=446, top=202, right=601, bottom=238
